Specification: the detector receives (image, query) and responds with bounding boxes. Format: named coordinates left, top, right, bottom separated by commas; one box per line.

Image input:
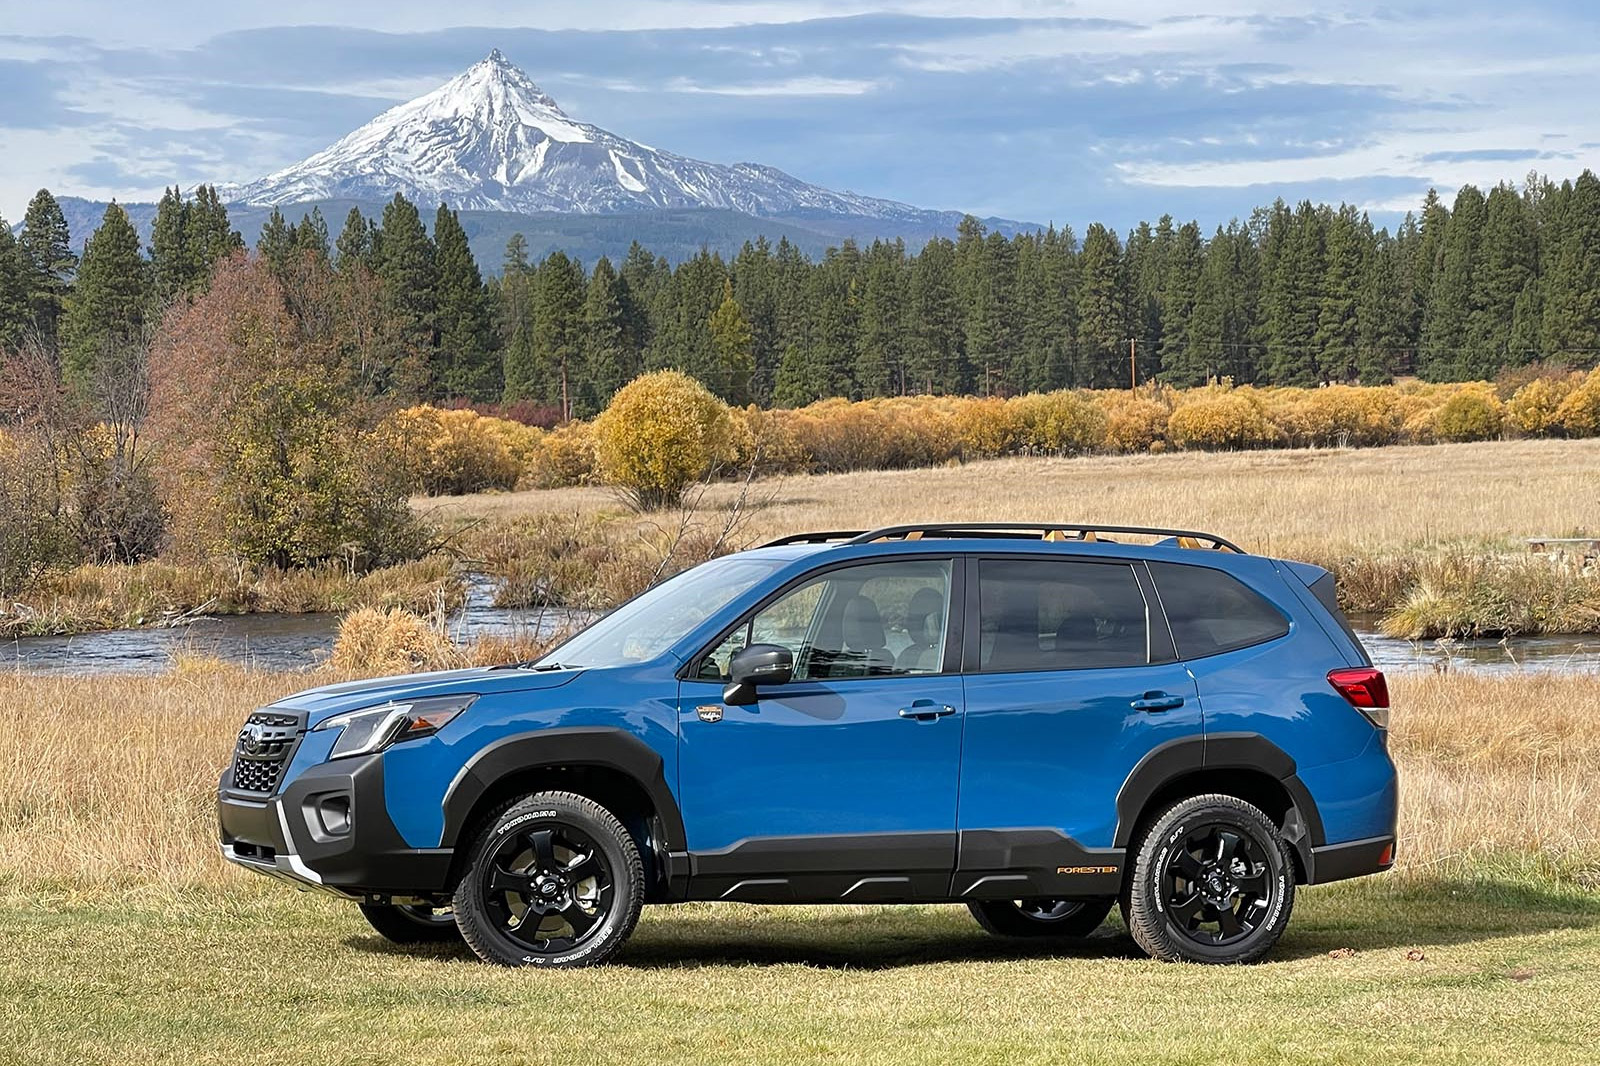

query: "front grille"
left=229, top=710, right=303, bottom=795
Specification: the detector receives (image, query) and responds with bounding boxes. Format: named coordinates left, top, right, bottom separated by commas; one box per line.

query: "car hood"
left=268, top=666, right=584, bottom=727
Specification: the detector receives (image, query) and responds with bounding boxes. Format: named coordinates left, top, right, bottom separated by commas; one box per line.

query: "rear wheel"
left=453, top=791, right=644, bottom=968
left=357, top=902, right=461, bottom=944
left=967, top=898, right=1113, bottom=939
left=1124, top=793, right=1295, bottom=964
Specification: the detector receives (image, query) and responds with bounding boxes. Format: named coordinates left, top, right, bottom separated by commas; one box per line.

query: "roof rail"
left=844, top=523, right=1246, bottom=553
left=759, top=530, right=869, bottom=547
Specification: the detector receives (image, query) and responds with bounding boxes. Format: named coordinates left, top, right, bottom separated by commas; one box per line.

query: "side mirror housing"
left=723, top=643, right=794, bottom=706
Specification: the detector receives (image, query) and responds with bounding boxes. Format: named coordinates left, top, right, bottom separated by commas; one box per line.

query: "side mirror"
left=723, top=643, right=794, bottom=706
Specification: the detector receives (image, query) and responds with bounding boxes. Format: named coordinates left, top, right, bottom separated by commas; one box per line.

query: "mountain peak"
left=225, top=50, right=930, bottom=223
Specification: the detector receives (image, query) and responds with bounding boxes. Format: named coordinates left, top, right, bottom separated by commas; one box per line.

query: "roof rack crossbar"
left=844, top=523, right=1246, bottom=554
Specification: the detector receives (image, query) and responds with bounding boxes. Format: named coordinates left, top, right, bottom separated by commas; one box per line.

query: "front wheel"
left=968, top=898, right=1114, bottom=938
left=357, top=902, right=462, bottom=944
left=454, top=791, right=645, bottom=968
left=1124, top=793, right=1295, bottom=964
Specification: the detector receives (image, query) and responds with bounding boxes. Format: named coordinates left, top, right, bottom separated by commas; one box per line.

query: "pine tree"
left=294, top=206, right=331, bottom=267
left=18, top=188, right=76, bottom=345
left=60, top=202, right=148, bottom=387
left=1463, top=184, right=1536, bottom=375
left=256, top=208, right=294, bottom=277
left=732, top=238, right=780, bottom=403
left=1261, top=201, right=1326, bottom=385
left=148, top=186, right=190, bottom=305
left=335, top=208, right=376, bottom=272
left=1356, top=231, right=1411, bottom=383
left=1541, top=169, right=1600, bottom=364
left=707, top=278, right=755, bottom=405
left=579, top=256, right=634, bottom=412
left=0, top=218, right=27, bottom=353
left=432, top=204, right=496, bottom=400
left=855, top=240, right=908, bottom=397
left=1419, top=184, right=1487, bottom=379
left=184, top=186, right=242, bottom=288
left=1315, top=205, right=1370, bottom=382
left=374, top=193, right=438, bottom=354
left=531, top=251, right=586, bottom=414
left=1075, top=224, right=1128, bottom=388
left=1156, top=221, right=1204, bottom=382
left=908, top=237, right=964, bottom=393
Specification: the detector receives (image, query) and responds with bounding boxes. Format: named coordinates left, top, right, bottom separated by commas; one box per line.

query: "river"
left=3, top=605, right=1596, bottom=678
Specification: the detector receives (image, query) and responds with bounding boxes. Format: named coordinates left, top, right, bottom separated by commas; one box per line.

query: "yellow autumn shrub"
left=954, top=397, right=1024, bottom=459
left=1272, top=385, right=1404, bottom=447
left=592, top=370, right=735, bottom=509
left=1007, top=390, right=1107, bottom=455
left=378, top=405, right=533, bottom=496
left=1432, top=384, right=1505, bottom=443
left=528, top=419, right=597, bottom=488
left=1556, top=367, right=1600, bottom=438
left=1166, top=388, right=1279, bottom=450
left=1097, top=393, right=1170, bottom=452
left=1506, top=376, right=1579, bottom=437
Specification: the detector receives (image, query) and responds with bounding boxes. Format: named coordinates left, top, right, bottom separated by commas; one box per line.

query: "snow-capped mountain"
left=226, top=50, right=937, bottom=223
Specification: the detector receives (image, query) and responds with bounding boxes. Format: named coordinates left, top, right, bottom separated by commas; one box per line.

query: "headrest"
left=841, top=595, right=886, bottom=649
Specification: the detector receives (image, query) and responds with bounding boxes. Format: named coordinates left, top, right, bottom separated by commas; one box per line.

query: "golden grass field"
left=3, top=667, right=1600, bottom=1064
left=426, top=437, right=1600, bottom=559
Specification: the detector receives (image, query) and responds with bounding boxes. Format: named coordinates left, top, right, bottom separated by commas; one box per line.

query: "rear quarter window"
left=1148, top=561, right=1289, bottom=659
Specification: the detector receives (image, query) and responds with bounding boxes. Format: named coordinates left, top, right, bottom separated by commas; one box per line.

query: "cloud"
left=2, top=5, right=1599, bottom=229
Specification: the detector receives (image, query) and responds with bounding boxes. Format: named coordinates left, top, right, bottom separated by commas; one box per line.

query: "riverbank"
left=5, top=438, right=1598, bottom=641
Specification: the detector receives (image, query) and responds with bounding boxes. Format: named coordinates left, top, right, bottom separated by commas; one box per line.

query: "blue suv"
left=219, top=523, right=1397, bottom=966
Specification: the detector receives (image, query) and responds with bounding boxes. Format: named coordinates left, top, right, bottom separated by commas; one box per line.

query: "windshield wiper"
left=487, top=659, right=573, bottom=672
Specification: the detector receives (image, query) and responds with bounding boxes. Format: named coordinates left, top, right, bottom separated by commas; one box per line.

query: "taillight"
left=1328, top=667, right=1390, bottom=728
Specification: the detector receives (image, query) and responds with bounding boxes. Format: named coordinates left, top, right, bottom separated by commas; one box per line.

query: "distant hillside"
left=49, top=196, right=1034, bottom=271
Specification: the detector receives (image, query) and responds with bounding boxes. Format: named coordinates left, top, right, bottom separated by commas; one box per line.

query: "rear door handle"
left=1131, top=691, right=1186, bottom=712
left=899, top=699, right=957, bottom=721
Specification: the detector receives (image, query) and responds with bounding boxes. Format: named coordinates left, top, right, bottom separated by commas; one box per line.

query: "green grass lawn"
left=6, top=873, right=1599, bottom=1066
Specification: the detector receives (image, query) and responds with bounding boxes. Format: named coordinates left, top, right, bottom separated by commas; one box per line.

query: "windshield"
left=534, top=555, right=784, bottom=669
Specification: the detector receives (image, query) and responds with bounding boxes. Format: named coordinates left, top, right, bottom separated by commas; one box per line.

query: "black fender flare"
left=439, top=727, right=687, bottom=853
left=1113, top=732, right=1325, bottom=863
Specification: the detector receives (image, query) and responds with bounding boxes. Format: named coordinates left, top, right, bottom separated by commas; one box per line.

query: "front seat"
left=895, top=587, right=945, bottom=673
left=837, top=595, right=893, bottom=677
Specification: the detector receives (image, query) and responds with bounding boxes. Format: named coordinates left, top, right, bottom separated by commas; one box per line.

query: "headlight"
left=313, top=694, right=477, bottom=760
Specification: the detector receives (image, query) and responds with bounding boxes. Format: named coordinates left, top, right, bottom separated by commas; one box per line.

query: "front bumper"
left=218, top=752, right=454, bottom=898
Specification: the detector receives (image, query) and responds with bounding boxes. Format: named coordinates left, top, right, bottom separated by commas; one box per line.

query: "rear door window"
left=1148, top=561, right=1289, bottom=659
left=977, top=558, right=1151, bottom=672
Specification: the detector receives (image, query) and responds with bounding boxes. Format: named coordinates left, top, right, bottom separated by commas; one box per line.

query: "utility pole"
left=1128, top=338, right=1138, bottom=390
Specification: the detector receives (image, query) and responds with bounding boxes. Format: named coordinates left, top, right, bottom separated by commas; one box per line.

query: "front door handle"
left=1131, top=691, right=1186, bottom=712
left=899, top=699, right=958, bottom=721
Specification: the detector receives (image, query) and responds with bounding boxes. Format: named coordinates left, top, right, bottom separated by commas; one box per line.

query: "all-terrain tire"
left=357, top=902, right=463, bottom=944
left=967, top=898, right=1114, bottom=939
left=1124, top=793, right=1295, bottom=964
left=454, top=791, right=645, bottom=968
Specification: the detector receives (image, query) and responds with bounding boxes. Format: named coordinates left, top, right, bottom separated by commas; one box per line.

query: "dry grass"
left=1, top=554, right=467, bottom=637
left=2, top=668, right=1596, bottom=898
left=326, top=607, right=560, bottom=674
left=427, top=437, right=1600, bottom=560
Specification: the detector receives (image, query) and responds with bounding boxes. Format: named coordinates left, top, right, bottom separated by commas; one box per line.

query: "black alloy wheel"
left=967, top=897, right=1114, bottom=938
left=1124, top=793, right=1295, bottom=964
left=1160, top=822, right=1274, bottom=945
left=357, top=901, right=462, bottom=945
left=454, top=791, right=644, bottom=967
left=482, top=823, right=613, bottom=953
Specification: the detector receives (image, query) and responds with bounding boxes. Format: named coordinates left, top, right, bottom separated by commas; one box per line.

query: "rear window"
left=977, top=558, right=1151, bottom=672
left=1148, top=561, right=1289, bottom=659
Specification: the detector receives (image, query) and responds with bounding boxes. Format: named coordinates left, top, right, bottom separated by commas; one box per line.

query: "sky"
left=2, top=1, right=1597, bottom=231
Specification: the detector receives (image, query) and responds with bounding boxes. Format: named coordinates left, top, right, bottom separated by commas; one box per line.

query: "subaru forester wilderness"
left=219, top=522, right=1397, bottom=967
